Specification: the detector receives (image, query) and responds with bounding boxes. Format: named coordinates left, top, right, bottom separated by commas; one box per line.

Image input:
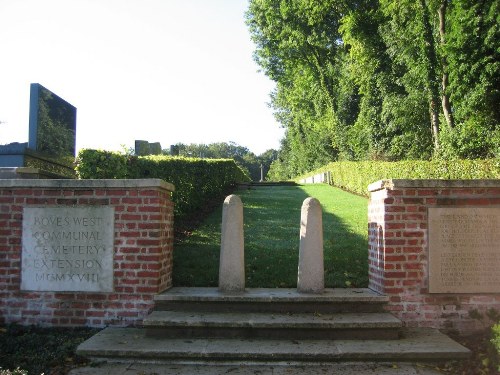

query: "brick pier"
left=0, top=179, right=174, bottom=327
left=368, top=179, right=500, bottom=333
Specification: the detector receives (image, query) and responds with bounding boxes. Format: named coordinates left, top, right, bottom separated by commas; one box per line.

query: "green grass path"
left=173, top=184, right=368, bottom=288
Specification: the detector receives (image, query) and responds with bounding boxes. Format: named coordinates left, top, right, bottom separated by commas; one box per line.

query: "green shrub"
left=439, top=117, right=500, bottom=159
left=76, top=149, right=250, bottom=219
left=0, top=324, right=96, bottom=375
left=0, top=369, right=27, bottom=375
left=76, top=149, right=129, bottom=179
left=493, top=323, right=500, bottom=349
left=492, top=323, right=500, bottom=371
left=297, top=159, right=500, bottom=196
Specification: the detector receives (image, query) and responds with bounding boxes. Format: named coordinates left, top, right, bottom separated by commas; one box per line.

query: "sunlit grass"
left=173, top=184, right=368, bottom=288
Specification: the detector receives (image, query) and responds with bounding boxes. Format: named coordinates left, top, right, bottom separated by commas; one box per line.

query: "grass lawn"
left=173, top=184, right=369, bottom=288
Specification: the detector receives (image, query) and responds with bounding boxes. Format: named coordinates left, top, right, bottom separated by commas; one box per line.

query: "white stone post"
left=219, top=194, right=245, bottom=292
left=297, top=197, right=324, bottom=293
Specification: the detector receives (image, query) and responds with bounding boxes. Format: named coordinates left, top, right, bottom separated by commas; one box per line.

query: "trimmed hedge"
left=298, top=159, right=500, bottom=196
left=76, top=149, right=250, bottom=218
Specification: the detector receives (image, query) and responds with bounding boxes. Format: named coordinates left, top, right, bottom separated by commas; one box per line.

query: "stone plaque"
left=21, top=206, right=114, bottom=292
left=428, top=207, right=500, bottom=293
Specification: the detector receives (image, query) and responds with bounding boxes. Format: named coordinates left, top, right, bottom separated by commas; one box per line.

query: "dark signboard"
left=28, top=83, right=77, bottom=158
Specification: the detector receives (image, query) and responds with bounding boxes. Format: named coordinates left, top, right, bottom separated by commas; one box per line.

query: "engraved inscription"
left=428, top=207, right=500, bottom=293
left=22, top=207, right=114, bottom=292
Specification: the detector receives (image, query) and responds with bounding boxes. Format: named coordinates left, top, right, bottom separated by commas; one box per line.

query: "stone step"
left=143, top=310, right=402, bottom=340
left=153, top=287, right=389, bottom=313
left=68, top=362, right=450, bottom=375
left=76, top=327, right=470, bottom=364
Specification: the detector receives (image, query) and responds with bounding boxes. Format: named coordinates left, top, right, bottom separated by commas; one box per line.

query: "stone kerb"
left=368, top=179, right=500, bottom=333
left=297, top=197, right=324, bottom=293
left=0, top=179, right=175, bottom=327
left=219, top=194, right=245, bottom=292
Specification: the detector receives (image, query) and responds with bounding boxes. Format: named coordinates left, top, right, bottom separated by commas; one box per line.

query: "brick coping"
left=0, top=178, right=175, bottom=192
left=368, top=179, right=500, bottom=192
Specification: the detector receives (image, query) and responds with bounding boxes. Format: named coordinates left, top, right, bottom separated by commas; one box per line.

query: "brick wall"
left=368, top=179, right=500, bottom=333
left=0, top=179, right=174, bottom=327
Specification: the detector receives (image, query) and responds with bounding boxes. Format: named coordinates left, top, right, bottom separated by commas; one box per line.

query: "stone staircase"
left=145, top=288, right=401, bottom=341
left=76, top=287, right=470, bottom=365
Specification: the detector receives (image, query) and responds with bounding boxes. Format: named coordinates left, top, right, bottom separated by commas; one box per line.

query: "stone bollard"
left=297, top=197, right=324, bottom=293
left=219, top=194, right=245, bottom=292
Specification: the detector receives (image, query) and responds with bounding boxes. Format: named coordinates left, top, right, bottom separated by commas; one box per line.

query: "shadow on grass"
left=173, top=185, right=368, bottom=288
left=300, top=184, right=369, bottom=288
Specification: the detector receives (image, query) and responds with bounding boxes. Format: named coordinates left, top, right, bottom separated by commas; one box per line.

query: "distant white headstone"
left=219, top=194, right=245, bottom=292
left=297, top=197, right=324, bottom=293
left=21, top=206, right=115, bottom=292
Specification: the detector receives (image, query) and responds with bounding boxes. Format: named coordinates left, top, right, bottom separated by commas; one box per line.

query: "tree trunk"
left=438, top=0, right=454, bottom=128
left=419, top=0, right=442, bottom=150
left=430, top=99, right=440, bottom=150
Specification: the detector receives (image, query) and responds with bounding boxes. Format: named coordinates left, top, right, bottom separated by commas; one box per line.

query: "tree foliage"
left=246, top=0, right=499, bottom=180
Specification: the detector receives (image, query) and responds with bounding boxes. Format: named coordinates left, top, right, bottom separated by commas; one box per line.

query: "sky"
left=0, top=0, right=284, bottom=155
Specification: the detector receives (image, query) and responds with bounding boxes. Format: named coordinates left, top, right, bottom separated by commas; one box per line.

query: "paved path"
left=70, top=362, right=447, bottom=374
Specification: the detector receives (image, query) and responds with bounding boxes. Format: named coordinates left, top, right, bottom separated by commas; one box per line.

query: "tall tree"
left=247, top=0, right=499, bottom=180
left=441, top=0, right=499, bottom=158
left=378, top=0, right=443, bottom=151
left=246, top=0, right=346, bottom=171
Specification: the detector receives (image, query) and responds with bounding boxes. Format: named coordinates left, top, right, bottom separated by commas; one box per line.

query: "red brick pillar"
left=368, top=179, right=500, bottom=333
left=0, top=179, right=174, bottom=327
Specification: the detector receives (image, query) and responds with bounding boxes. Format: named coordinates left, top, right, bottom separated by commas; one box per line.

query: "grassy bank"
left=0, top=325, right=97, bottom=374
left=173, top=184, right=369, bottom=288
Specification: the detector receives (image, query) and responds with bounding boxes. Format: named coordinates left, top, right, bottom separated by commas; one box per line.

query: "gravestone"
left=149, top=142, right=162, bottom=155
left=135, top=140, right=162, bottom=156
left=170, top=145, right=180, bottom=156
left=219, top=194, right=245, bottom=292
left=21, top=206, right=115, bottom=292
left=428, top=207, right=500, bottom=293
left=135, top=140, right=150, bottom=156
left=297, top=197, right=324, bottom=293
